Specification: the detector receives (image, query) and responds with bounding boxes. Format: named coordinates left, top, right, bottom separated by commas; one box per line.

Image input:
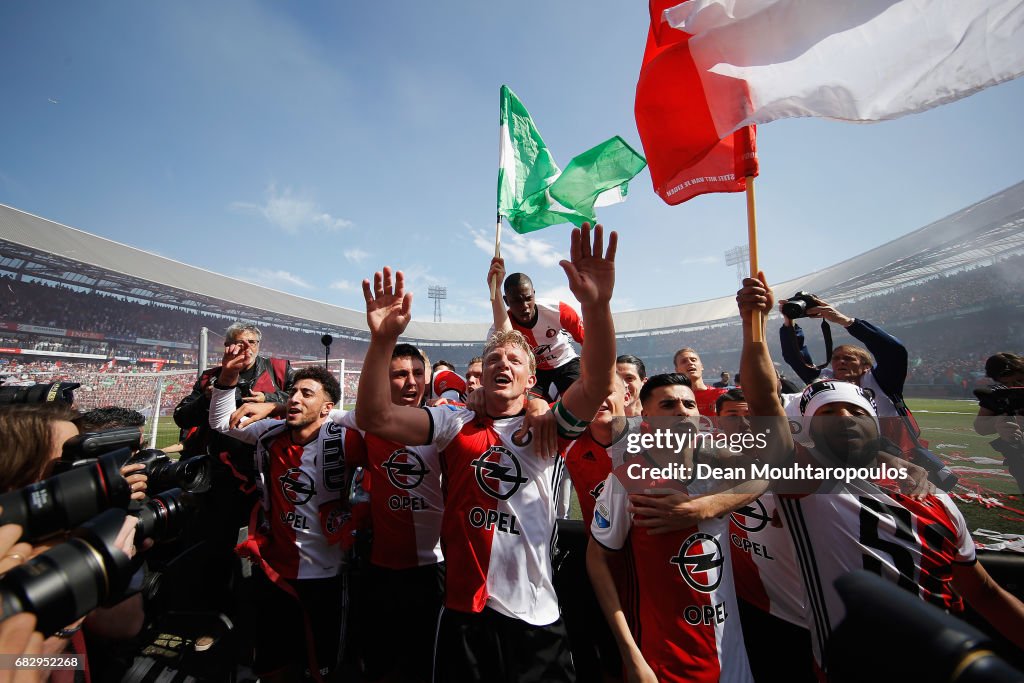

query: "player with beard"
left=210, top=358, right=361, bottom=683
left=356, top=224, right=618, bottom=683
left=738, top=275, right=1024, bottom=677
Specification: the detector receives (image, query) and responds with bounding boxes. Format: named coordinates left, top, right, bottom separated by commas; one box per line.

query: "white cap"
left=799, top=380, right=877, bottom=418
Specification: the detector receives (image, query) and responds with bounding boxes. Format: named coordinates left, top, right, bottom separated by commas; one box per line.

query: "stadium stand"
left=1, top=182, right=1023, bottom=401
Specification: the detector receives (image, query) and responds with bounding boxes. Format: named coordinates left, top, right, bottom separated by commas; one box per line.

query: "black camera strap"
left=786, top=319, right=834, bottom=373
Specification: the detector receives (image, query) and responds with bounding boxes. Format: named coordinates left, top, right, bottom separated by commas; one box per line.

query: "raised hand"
left=362, top=267, right=412, bottom=341
left=560, top=222, right=617, bottom=307
left=487, top=257, right=506, bottom=289
left=737, top=272, right=775, bottom=317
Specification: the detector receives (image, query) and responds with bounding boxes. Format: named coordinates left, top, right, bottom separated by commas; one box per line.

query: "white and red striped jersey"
left=210, top=387, right=363, bottom=580
left=426, top=404, right=583, bottom=626
left=592, top=455, right=752, bottom=683
left=563, top=427, right=622, bottom=533
left=777, top=457, right=975, bottom=668
left=728, top=492, right=806, bottom=627
left=329, top=409, right=444, bottom=569
left=488, top=300, right=583, bottom=371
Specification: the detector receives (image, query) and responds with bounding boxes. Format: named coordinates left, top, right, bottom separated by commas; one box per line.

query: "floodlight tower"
left=724, top=245, right=750, bottom=285
left=428, top=285, right=447, bottom=323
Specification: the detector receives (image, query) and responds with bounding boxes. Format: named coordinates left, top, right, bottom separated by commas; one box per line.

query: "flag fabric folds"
left=498, top=86, right=645, bottom=233
left=636, top=0, right=1024, bottom=204
left=549, top=136, right=647, bottom=219
left=636, top=0, right=758, bottom=205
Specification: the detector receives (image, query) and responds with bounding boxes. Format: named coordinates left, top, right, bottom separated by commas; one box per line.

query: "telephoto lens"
left=0, top=509, right=136, bottom=636
left=0, top=449, right=132, bottom=544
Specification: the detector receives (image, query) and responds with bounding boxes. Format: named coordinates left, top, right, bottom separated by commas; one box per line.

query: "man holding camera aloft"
left=778, top=292, right=926, bottom=461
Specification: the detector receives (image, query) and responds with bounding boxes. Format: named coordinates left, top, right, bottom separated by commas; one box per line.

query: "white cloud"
left=343, top=248, right=369, bottom=264
left=535, top=285, right=575, bottom=304
left=329, top=279, right=360, bottom=292
left=237, top=268, right=312, bottom=289
left=231, top=184, right=353, bottom=234
left=469, top=226, right=565, bottom=269
left=681, top=255, right=719, bottom=265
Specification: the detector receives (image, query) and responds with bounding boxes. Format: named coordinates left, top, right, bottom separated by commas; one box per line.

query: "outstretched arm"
left=559, top=223, right=618, bottom=424
left=488, top=257, right=512, bottom=334
left=354, top=268, right=432, bottom=445
left=739, top=274, right=794, bottom=465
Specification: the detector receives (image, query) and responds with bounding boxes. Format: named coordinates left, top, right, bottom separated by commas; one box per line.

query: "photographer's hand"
left=806, top=298, right=854, bottom=327
left=0, top=521, right=33, bottom=575
left=120, top=463, right=148, bottom=501
left=0, top=614, right=44, bottom=683
left=240, top=390, right=267, bottom=404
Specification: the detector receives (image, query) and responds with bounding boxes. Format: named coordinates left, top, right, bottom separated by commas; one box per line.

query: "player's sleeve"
left=329, top=408, right=359, bottom=430
left=552, top=400, right=591, bottom=446
left=559, top=302, right=585, bottom=343
left=590, top=472, right=631, bottom=551
left=940, top=494, right=978, bottom=564
left=424, top=405, right=472, bottom=450
left=209, top=386, right=268, bottom=444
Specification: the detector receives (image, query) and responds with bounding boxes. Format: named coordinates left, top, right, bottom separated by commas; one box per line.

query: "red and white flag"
left=636, top=0, right=1024, bottom=204
left=636, top=0, right=758, bottom=205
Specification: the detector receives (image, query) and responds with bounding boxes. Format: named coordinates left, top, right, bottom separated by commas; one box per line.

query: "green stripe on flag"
left=550, top=136, right=647, bottom=220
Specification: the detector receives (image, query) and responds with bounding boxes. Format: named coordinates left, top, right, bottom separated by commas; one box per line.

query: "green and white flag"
left=550, top=136, right=647, bottom=219
left=497, top=85, right=584, bottom=233
left=497, top=85, right=646, bottom=234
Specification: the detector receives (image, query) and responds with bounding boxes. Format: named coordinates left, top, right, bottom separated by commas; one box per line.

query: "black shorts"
left=535, top=358, right=581, bottom=401
left=433, top=606, right=575, bottom=683
left=361, top=562, right=444, bottom=681
left=251, top=568, right=347, bottom=679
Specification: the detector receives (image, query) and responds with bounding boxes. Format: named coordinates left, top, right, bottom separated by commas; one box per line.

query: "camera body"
left=782, top=291, right=820, bottom=320
left=125, top=449, right=212, bottom=494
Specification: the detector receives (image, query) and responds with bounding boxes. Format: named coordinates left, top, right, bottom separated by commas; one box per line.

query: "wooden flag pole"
left=745, top=176, right=765, bottom=342
left=490, top=214, right=502, bottom=301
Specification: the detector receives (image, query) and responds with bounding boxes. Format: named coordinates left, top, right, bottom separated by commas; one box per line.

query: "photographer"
left=973, top=352, right=1024, bottom=493
left=778, top=293, right=921, bottom=456
left=172, top=323, right=291, bottom=619
left=0, top=405, right=141, bottom=680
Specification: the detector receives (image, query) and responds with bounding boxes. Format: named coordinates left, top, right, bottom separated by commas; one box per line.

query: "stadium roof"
left=2, top=180, right=1024, bottom=341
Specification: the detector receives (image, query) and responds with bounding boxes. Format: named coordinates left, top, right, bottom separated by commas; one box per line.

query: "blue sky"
left=2, top=1, right=1022, bottom=324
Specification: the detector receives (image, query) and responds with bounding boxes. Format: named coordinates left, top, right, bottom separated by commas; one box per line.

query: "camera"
left=781, top=291, right=820, bottom=320
left=0, top=490, right=198, bottom=637
left=0, top=382, right=80, bottom=406
left=0, top=508, right=136, bottom=635
left=124, top=450, right=212, bottom=494
left=0, top=448, right=132, bottom=544
left=135, top=488, right=197, bottom=542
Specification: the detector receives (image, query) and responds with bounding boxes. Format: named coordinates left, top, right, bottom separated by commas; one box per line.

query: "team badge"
left=731, top=499, right=770, bottom=533
left=471, top=446, right=528, bottom=500
left=546, top=328, right=557, bottom=338
left=671, top=532, right=724, bottom=593
left=278, top=468, right=315, bottom=505
left=383, top=448, right=430, bottom=490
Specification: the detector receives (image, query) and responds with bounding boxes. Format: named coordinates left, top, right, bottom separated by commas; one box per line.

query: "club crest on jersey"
left=731, top=498, right=769, bottom=533
left=789, top=419, right=803, bottom=435
left=471, top=446, right=528, bottom=500
left=671, top=532, right=724, bottom=593
left=546, top=328, right=557, bottom=338
left=279, top=468, right=315, bottom=505
left=383, top=448, right=430, bottom=490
